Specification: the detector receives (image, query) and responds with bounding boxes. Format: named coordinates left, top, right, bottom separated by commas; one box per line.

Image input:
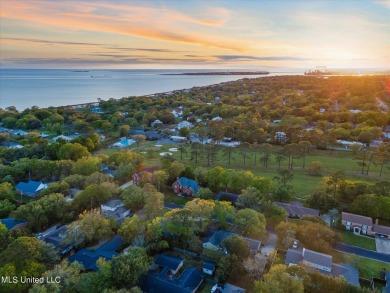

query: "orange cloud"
left=0, top=1, right=243, bottom=51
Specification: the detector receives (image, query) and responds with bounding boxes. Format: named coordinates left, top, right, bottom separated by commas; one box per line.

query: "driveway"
left=261, top=226, right=277, bottom=256
left=375, top=237, right=390, bottom=255
left=335, top=242, right=390, bottom=263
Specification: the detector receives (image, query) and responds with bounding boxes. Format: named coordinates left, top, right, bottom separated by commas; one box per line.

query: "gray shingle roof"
left=303, top=248, right=332, bottom=269
left=341, top=212, right=373, bottom=226
left=285, top=249, right=303, bottom=265
left=102, top=199, right=124, bottom=209
left=275, top=202, right=320, bottom=217
left=372, top=224, right=390, bottom=236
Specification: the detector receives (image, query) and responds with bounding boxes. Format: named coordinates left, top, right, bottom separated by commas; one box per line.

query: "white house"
left=177, top=121, right=193, bottom=130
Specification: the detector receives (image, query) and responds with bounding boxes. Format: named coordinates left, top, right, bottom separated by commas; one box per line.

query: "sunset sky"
left=0, top=0, right=389, bottom=69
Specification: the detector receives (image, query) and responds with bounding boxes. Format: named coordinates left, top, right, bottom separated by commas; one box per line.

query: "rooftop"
left=342, top=212, right=373, bottom=226
left=0, top=218, right=27, bottom=230
left=154, top=254, right=183, bottom=271
left=275, top=202, right=320, bottom=217
left=303, top=248, right=333, bottom=269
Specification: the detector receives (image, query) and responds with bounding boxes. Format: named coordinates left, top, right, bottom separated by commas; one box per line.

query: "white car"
left=292, top=240, right=298, bottom=249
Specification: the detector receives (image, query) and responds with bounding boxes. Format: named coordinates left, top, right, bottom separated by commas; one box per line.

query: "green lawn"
left=164, top=190, right=191, bottom=205
left=337, top=229, right=377, bottom=250
left=340, top=253, right=390, bottom=279
left=130, top=143, right=386, bottom=199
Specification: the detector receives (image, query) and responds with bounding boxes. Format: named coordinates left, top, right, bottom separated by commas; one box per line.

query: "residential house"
left=202, top=262, right=216, bottom=275
left=203, top=230, right=261, bottom=254
left=132, top=168, right=154, bottom=185
left=172, top=177, right=199, bottom=196
left=100, top=199, right=130, bottom=223
left=285, top=248, right=359, bottom=286
left=41, top=225, right=73, bottom=255
left=0, top=218, right=27, bottom=230
left=275, top=202, right=320, bottom=218
left=141, top=254, right=204, bottom=293
left=275, top=131, right=287, bottom=144
left=341, top=212, right=373, bottom=235
left=101, top=164, right=115, bottom=177
left=171, top=108, right=183, bottom=118
left=68, top=235, right=123, bottom=271
left=154, top=254, right=184, bottom=275
left=16, top=180, right=48, bottom=198
left=177, top=121, right=193, bottom=130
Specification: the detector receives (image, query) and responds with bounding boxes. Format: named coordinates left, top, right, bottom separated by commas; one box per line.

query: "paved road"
left=335, top=242, right=390, bottom=263
left=164, top=202, right=184, bottom=210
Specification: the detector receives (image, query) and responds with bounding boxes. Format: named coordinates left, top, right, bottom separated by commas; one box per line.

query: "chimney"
left=375, top=219, right=379, bottom=225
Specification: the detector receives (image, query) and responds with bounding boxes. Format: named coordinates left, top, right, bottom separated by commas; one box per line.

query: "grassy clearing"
left=130, top=143, right=386, bottom=199
left=337, top=229, right=377, bottom=250
left=164, top=191, right=192, bottom=205
left=340, top=253, right=390, bottom=279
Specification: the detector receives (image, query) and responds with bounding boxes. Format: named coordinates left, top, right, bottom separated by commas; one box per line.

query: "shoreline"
left=161, top=71, right=269, bottom=76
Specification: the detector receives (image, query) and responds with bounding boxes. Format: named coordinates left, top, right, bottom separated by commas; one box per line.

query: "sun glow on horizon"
left=0, top=0, right=389, bottom=69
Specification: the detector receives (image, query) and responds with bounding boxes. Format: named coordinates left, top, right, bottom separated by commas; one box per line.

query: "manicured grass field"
left=135, top=143, right=385, bottom=199
left=340, top=253, right=390, bottom=279
left=337, top=229, right=377, bottom=250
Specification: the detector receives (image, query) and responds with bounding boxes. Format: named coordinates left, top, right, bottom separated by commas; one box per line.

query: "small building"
left=132, top=168, right=154, bottom=185
left=68, top=235, right=123, bottom=271
left=275, top=202, right=320, bottom=218
left=285, top=248, right=359, bottom=286
left=0, top=218, right=27, bottom=230
left=100, top=199, right=130, bottom=222
left=202, top=262, right=216, bottom=275
left=172, top=177, right=199, bottom=196
left=16, top=180, right=48, bottom=198
left=341, top=212, right=373, bottom=235
left=177, top=121, right=193, bottom=130
left=154, top=254, right=184, bottom=275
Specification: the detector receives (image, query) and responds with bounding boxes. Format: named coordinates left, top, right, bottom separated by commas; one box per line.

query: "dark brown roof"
left=303, top=248, right=333, bottom=269
left=372, top=224, right=390, bottom=236
left=341, top=212, right=373, bottom=226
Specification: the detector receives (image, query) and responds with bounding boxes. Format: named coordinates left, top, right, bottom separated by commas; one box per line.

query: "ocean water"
left=0, top=69, right=302, bottom=110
